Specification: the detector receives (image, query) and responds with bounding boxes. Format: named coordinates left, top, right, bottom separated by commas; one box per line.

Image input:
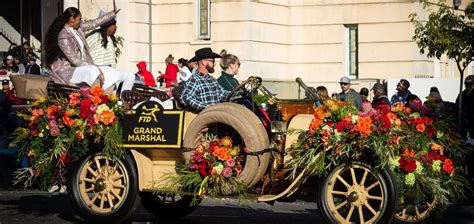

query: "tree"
left=410, top=1, right=473, bottom=80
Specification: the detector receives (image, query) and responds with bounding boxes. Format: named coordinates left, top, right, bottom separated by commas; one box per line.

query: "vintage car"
left=10, top=75, right=446, bottom=224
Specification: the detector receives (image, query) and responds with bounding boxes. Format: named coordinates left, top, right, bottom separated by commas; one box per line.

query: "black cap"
left=2, top=79, right=9, bottom=85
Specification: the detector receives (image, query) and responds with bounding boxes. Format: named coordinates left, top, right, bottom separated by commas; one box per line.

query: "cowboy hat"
left=188, top=47, right=222, bottom=62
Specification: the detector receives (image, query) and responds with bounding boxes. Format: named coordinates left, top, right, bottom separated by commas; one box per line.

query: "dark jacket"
left=25, top=64, right=41, bottom=75
left=217, top=72, right=239, bottom=91
left=338, top=88, right=362, bottom=111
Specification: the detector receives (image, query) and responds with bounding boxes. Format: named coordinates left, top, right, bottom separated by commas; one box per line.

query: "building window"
left=197, top=0, right=210, bottom=40
left=344, top=25, right=358, bottom=79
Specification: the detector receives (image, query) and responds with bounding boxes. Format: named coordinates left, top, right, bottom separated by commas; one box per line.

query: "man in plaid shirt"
left=181, top=48, right=230, bottom=111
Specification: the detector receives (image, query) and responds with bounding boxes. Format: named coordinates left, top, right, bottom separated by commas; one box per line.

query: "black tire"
left=68, top=153, right=138, bottom=224
left=140, top=192, right=199, bottom=219
left=317, top=161, right=399, bottom=223
left=183, top=103, right=270, bottom=188
left=394, top=200, right=445, bottom=224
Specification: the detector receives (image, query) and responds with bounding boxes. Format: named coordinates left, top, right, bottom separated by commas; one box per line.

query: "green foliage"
left=410, top=0, right=474, bottom=74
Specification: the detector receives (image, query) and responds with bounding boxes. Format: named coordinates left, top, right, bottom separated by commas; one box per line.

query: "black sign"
left=122, top=101, right=184, bottom=148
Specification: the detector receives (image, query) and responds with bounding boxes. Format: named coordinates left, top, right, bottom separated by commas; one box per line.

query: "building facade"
left=68, top=0, right=474, bottom=97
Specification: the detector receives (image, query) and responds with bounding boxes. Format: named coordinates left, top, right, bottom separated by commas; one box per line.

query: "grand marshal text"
left=127, top=127, right=167, bottom=142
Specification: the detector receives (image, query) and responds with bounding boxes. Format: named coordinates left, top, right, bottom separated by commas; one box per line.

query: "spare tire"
left=183, top=103, right=270, bottom=188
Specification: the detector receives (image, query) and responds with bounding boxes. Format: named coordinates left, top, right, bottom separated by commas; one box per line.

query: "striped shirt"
left=86, top=32, right=117, bottom=67
left=181, top=72, right=230, bottom=111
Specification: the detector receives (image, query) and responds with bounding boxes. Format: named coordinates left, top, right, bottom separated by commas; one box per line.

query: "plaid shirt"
left=181, top=72, right=229, bottom=111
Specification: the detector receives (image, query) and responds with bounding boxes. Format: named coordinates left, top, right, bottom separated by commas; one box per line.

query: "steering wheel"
left=225, top=81, right=251, bottom=102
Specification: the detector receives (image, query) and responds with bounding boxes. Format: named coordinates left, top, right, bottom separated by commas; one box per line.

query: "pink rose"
left=50, top=127, right=60, bottom=137
left=226, top=159, right=235, bottom=168
left=222, top=167, right=233, bottom=178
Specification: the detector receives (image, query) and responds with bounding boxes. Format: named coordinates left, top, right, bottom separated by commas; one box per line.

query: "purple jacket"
left=48, top=12, right=116, bottom=84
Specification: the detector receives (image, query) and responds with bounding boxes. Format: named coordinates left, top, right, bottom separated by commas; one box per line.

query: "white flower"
left=96, top=104, right=110, bottom=115
left=432, top=160, right=442, bottom=172
left=351, top=115, right=359, bottom=124
left=436, top=131, right=444, bottom=139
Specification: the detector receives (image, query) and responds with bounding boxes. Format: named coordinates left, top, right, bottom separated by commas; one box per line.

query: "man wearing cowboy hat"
left=180, top=47, right=230, bottom=111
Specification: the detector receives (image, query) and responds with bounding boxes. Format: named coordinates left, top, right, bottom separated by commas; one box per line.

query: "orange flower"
left=90, top=86, right=104, bottom=96
left=416, top=123, right=425, bottom=132
left=314, top=106, right=326, bottom=119
left=212, top=146, right=231, bottom=161
left=70, top=98, right=80, bottom=107
left=403, top=147, right=415, bottom=158
left=442, top=159, right=454, bottom=174
left=91, top=96, right=102, bottom=105
left=403, top=107, right=411, bottom=114
left=309, top=118, right=324, bottom=131
left=430, top=143, right=444, bottom=153
left=46, top=106, right=59, bottom=116
left=354, top=116, right=372, bottom=137
left=99, top=110, right=115, bottom=125
left=386, top=112, right=397, bottom=120
left=392, top=102, right=404, bottom=113
left=62, top=115, right=74, bottom=127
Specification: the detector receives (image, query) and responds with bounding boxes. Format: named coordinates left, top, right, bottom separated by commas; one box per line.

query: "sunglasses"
left=204, top=59, right=215, bottom=63
left=340, top=83, right=349, bottom=86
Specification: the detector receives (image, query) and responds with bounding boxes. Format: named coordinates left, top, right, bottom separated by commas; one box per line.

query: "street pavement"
left=0, top=190, right=472, bottom=224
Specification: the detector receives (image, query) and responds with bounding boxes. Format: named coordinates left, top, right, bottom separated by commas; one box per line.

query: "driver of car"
left=180, top=47, right=230, bottom=111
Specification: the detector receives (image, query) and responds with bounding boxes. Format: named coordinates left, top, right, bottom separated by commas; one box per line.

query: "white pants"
left=71, top=65, right=135, bottom=93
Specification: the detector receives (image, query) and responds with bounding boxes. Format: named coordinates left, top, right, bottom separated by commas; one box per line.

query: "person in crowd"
left=0, top=99, right=21, bottom=189
left=44, top=7, right=135, bottom=94
left=217, top=49, right=240, bottom=91
left=331, top=92, right=338, bottom=100
left=421, top=90, right=445, bottom=118
left=315, top=86, right=330, bottom=106
left=337, top=76, right=362, bottom=111
left=86, top=10, right=119, bottom=67
left=9, top=42, right=38, bottom=66
left=359, top=87, right=369, bottom=102
left=160, top=54, right=178, bottom=88
left=2, top=79, right=26, bottom=105
left=181, top=47, right=229, bottom=111
left=456, top=75, right=474, bottom=139
left=406, top=94, right=422, bottom=112
left=13, top=55, right=25, bottom=74
left=188, top=61, right=198, bottom=75
left=136, top=61, right=156, bottom=87
left=2, top=55, right=19, bottom=73
left=25, top=57, right=41, bottom=75
left=391, top=79, right=412, bottom=105
left=371, top=83, right=390, bottom=108
left=177, top=58, right=192, bottom=83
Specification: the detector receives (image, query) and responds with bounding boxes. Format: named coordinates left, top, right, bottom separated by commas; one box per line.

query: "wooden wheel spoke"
left=113, top=174, right=125, bottom=181
left=83, top=178, right=95, bottom=183
left=350, top=168, right=357, bottom=185
left=86, top=167, right=98, bottom=177
left=107, top=192, right=114, bottom=208
left=335, top=199, right=348, bottom=210
left=364, top=203, right=378, bottom=215
left=111, top=190, right=122, bottom=201
left=360, top=170, right=368, bottom=186
left=113, top=183, right=125, bottom=189
left=331, top=190, right=347, bottom=196
left=366, top=181, right=380, bottom=191
left=84, top=187, right=95, bottom=193
left=358, top=205, right=365, bottom=223
left=89, top=193, right=99, bottom=206
left=336, top=175, right=352, bottom=189
left=345, top=205, right=355, bottom=221
left=100, top=194, right=105, bottom=209
left=95, top=158, right=102, bottom=173
left=367, top=195, right=383, bottom=201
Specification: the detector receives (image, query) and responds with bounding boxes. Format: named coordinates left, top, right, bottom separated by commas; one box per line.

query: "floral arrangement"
left=290, top=100, right=468, bottom=207
left=156, top=134, right=247, bottom=205
left=11, top=86, right=124, bottom=189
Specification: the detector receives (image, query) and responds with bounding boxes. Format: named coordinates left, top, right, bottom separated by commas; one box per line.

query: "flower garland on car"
left=11, top=86, right=124, bottom=189
left=289, top=100, right=468, bottom=207
left=155, top=134, right=247, bottom=205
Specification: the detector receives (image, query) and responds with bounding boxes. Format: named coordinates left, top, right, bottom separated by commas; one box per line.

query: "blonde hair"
left=219, top=49, right=240, bottom=70
left=316, top=86, right=330, bottom=102
left=165, top=54, right=174, bottom=64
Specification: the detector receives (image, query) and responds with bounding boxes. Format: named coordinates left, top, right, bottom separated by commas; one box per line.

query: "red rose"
left=335, top=120, right=352, bottom=132
left=59, top=152, right=71, bottom=164
left=198, top=163, right=211, bottom=177
left=426, top=127, right=437, bottom=138
left=442, top=159, right=454, bottom=174
left=376, top=104, right=390, bottom=115
left=399, top=158, right=417, bottom=173
left=100, top=95, right=109, bottom=105
left=79, top=98, right=92, bottom=118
